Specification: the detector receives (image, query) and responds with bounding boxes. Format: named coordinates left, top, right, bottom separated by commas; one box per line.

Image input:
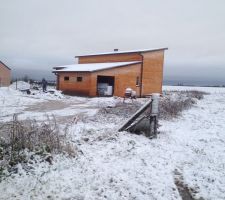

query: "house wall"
left=78, top=53, right=142, bottom=64
left=56, top=50, right=166, bottom=97
left=57, top=63, right=141, bottom=97
left=58, top=72, right=91, bottom=96
left=89, top=63, right=142, bottom=97
left=141, top=50, right=164, bottom=95
left=0, top=63, right=11, bottom=87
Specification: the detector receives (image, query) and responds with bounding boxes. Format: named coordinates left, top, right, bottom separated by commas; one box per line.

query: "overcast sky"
left=0, top=0, right=225, bottom=84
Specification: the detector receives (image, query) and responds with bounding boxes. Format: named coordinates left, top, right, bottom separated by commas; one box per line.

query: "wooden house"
left=53, top=48, right=168, bottom=97
left=0, top=61, right=11, bottom=87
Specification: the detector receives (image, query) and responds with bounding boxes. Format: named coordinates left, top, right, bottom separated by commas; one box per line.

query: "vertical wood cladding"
left=141, top=50, right=164, bottom=95
left=58, top=72, right=91, bottom=96
left=56, top=49, right=166, bottom=97
left=78, top=53, right=142, bottom=64
left=0, top=63, right=11, bottom=87
left=57, top=63, right=141, bottom=97
left=89, top=63, right=142, bottom=97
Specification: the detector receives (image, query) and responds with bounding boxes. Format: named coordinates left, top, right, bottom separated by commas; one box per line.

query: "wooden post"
left=118, top=99, right=152, bottom=132
left=119, top=93, right=160, bottom=139
left=149, top=93, right=160, bottom=138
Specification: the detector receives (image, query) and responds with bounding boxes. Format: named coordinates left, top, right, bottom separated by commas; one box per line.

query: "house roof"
left=0, top=61, right=11, bottom=70
left=75, top=47, right=168, bottom=58
left=53, top=61, right=141, bottom=73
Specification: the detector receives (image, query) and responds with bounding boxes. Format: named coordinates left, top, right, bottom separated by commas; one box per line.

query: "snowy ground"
left=0, top=86, right=225, bottom=200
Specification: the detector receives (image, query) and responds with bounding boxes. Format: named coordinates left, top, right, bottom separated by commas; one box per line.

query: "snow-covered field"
left=0, top=85, right=225, bottom=200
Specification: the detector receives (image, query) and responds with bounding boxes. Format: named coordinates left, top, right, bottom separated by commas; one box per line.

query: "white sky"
left=0, top=0, right=225, bottom=83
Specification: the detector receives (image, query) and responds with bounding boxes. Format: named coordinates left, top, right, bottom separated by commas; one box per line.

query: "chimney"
left=114, top=49, right=119, bottom=52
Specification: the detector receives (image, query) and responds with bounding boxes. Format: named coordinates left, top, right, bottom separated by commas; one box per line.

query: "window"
left=136, top=76, right=140, bottom=86
left=77, top=77, right=83, bottom=82
left=64, top=76, right=69, bottom=81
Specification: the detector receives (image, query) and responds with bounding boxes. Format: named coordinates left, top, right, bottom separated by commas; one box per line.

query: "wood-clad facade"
left=0, top=61, right=11, bottom=87
left=78, top=53, right=142, bottom=64
left=141, top=51, right=165, bottom=96
left=54, top=48, right=167, bottom=97
left=90, top=63, right=141, bottom=97
left=57, top=72, right=91, bottom=96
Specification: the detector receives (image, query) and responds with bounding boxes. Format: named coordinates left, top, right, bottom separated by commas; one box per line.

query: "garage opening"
left=97, top=75, right=115, bottom=96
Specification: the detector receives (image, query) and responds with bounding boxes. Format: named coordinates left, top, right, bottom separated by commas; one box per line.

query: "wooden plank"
left=125, top=115, right=147, bottom=131
left=118, top=99, right=152, bottom=132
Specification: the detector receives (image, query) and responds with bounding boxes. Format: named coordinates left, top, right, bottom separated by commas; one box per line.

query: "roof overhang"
left=75, top=47, right=168, bottom=58
left=52, top=61, right=142, bottom=73
left=0, top=61, right=11, bottom=70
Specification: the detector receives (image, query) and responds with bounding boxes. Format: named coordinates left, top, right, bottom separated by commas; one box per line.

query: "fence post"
left=149, top=93, right=160, bottom=138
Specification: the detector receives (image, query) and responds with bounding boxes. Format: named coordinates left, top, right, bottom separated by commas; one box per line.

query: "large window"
left=64, top=76, right=69, bottom=81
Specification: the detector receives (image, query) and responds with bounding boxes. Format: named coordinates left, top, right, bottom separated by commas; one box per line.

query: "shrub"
left=159, top=90, right=208, bottom=120
left=185, top=90, right=208, bottom=100
left=159, top=97, right=193, bottom=119
left=0, top=115, right=76, bottom=180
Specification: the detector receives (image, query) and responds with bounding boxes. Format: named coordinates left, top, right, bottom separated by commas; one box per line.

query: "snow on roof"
left=53, top=61, right=141, bottom=73
left=0, top=61, right=11, bottom=70
left=75, top=47, right=168, bottom=57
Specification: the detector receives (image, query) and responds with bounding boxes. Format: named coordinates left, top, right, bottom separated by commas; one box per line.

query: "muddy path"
left=25, top=100, right=67, bottom=112
left=174, top=170, right=204, bottom=200
left=23, top=99, right=99, bottom=124
left=24, top=100, right=85, bottom=112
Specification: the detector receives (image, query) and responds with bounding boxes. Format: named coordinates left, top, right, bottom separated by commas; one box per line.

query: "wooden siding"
left=78, top=53, right=142, bottom=64
left=57, top=63, right=142, bottom=97
left=56, top=49, right=166, bottom=97
left=58, top=72, right=91, bottom=95
left=141, top=50, right=164, bottom=95
left=0, top=63, right=11, bottom=87
left=89, top=63, right=142, bottom=97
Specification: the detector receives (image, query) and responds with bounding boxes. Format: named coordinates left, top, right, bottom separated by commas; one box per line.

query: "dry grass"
left=159, top=97, right=194, bottom=119
left=178, top=90, right=208, bottom=100
left=97, top=90, right=208, bottom=122
left=127, top=90, right=208, bottom=137
left=99, top=101, right=142, bottom=118
left=159, top=90, right=208, bottom=120
left=0, top=90, right=208, bottom=178
left=0, top=115, right=76, bottom=179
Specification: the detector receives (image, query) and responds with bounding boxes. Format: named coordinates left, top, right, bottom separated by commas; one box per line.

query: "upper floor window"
left=64, top=76, right=69, bottom=81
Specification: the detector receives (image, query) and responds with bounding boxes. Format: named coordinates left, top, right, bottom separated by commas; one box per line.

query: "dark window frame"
left=136, top=76, right=140, bottom=86
left=64, top=76, right=69, bottom=81
left=77, top=77, right=83, bottom=82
